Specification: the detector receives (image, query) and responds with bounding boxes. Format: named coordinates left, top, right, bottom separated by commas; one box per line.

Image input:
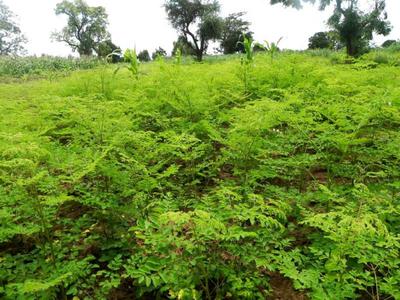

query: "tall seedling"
left=125, top=49, right=140, bottom=79
left=262, top=37, right=283, bottom=63
left=106, top=49, right=140, bottom=80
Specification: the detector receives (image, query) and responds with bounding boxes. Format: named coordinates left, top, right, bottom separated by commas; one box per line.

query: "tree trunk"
left=79, top=45, right=93, bottom=57
left=195, top=50, right=203, bottom=62
left=346, top=38, right=355, bottom=56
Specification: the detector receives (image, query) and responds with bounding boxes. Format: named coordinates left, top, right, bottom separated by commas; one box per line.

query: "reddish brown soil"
left=267, top=273, right=308, bottom=300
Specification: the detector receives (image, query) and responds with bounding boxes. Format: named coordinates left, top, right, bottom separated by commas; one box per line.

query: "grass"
left=0, top=49, right=400, bottom=300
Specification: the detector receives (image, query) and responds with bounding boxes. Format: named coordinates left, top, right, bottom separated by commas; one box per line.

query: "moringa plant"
left=3, top=44, right=400, bottom=300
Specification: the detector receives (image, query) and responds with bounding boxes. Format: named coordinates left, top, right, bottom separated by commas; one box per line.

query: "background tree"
left=308, top=31, right=337, bottom=49
left=165, top=0, right=223, bottom=61
left=270, top=0, right=391, bottom=56
left=97, top=40, right=119, bottom=57
left=152, top=47, right=167, bottom=60
left=172, top=35, right=196, bottom=56
left=219, top=12, right=252, bottom=54
left=137, top=49, right=151, bottom=62
left=97, top=40, right=121, bottom=62
left=0, top=0, right=27, bottom=56
left=52, top=0, right=111, bottom=56
left=328, top=1, right=391, bottom=56
left=381, top=39, right=397, bottom=48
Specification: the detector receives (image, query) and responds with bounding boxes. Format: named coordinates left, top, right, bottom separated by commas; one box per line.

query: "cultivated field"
left=1, top=50, right=400, bottom=299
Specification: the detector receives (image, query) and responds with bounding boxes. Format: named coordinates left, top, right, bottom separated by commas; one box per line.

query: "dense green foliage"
left=137, top=50, right=151, bottom=62
left=0, top=55, right=103, bottom=79
left=382, top=39, right=399, bottom=48
left=308, top=32, right=333, bottom=50
left=0, top=49, right=400, bottom=300
left=97, top=40, right=121, bottom=60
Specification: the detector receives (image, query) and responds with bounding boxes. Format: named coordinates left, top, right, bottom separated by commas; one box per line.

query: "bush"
left=373, top=53, right=390, bottom=64
left=387, top=42, right=400, bottom=52
left=381, top=39, right=397, bottom=48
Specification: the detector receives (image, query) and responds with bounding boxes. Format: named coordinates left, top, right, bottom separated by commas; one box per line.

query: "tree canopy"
left=165, top=0, right=223, bottom=61
left=52, top=0, right=111, bottom=56
left=219, top=12, right=252, bottom=54
left=0, top=0, right=27, bottom=56
left=381, top=39, right=397, bottom=48
left=308, top=32, right=331, bottom=49
left=97, top=39, right=121, bottom=62
left=308, top=31, right=341, bottom=50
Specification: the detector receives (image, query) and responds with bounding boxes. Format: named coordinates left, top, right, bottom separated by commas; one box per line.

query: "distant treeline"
left=0, top=0, right=398, bottom=62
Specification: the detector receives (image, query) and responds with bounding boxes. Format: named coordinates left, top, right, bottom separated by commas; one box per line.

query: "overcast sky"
left=3, top=0, right=400, bottom=56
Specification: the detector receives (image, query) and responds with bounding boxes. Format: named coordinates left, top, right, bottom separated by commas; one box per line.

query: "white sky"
left=3, top=0, right=400, bottom=56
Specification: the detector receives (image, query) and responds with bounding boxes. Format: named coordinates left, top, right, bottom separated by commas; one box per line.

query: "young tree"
left=219, top=12, right=252, bottom=54
left=52, top=0, right=111, bottom=56
left=270, top=0, right=391, bottom=56
left=165, top=0, right=223, bottom=61
left=0, top=0, right=27, bottom=56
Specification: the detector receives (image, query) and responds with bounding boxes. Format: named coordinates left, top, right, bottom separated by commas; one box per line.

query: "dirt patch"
left=310, top=169, right=329, bottom=184
left=57, top=200, right=91, bottom=219
left=267, top=273, right=308, bottom=300
left=108, top=280, right=136, bottom=300
left=218, top=164, right=238, bottom=181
